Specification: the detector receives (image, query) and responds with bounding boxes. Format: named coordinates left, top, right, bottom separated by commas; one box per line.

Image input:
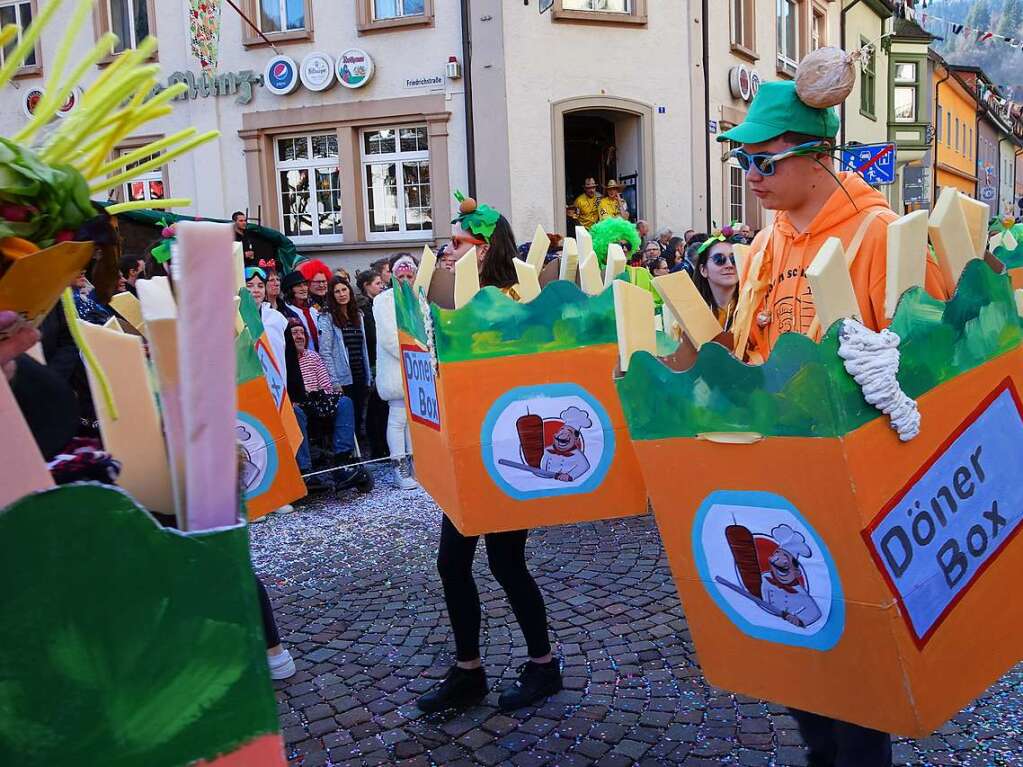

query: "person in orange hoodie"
left=716, top=80, right=954, bottom=767
left=719, top=81, right=951, bottom=365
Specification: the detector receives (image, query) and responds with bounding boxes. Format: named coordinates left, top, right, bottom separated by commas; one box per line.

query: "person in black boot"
left=416, top=517, right=562, bottom=713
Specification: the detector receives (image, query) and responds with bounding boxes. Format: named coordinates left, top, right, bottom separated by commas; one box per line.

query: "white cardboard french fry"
left=109, top=291, right=145, bottom=334
left=232, top=241, right=246, bottom=293
left=414, top=244, right=437, bottom=294
left=958, top=192, right=990, bottom=259
left=0, top=372, right=54, bottom=507
left=806, top=237, right=861, bottom=332
left=885, top=210, right=929, bottom=319
left=513, top=259, right=542, bottom=302
left=653, top=271, right=723, bottom=349
left=732, top=244, right=750, bottom=278
left=604, top=244, right=627, bottom=287
left=525, top=224, right=549, bottom=271
left=175, top=222, right=238, bottom=532
left=559, top=237, right=579, bottom=283
left=576, top=226, right=594, bottom=262
left=613, top=280, right=656, bottom=373
left=929, top=187, right=977, bottom=287
left=454, top=248, right=481, bottom=308
left=76, top=320, right=174, bottom=515
left=578, top=253, right=604, bottom=296
left=137, top=276, right=186, bottom=526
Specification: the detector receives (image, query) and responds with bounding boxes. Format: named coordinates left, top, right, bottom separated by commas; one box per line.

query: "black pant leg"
left=437, top=515, right=483, bottom=662
left=484, top=529, right=552, bottom=659
left=254, top=576, right=281, bottom=649
left=833, top=719, right=892, bottom=767
left=790, top=709, right=892, bottom=767
left=366, top=388, right=390, bottom=458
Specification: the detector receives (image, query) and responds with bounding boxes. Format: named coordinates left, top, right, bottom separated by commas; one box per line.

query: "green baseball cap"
left=717, top=81, right=839, bottom=144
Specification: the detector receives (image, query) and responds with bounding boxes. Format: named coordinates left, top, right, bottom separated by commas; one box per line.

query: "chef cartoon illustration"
left=760, top=524, right=822, bottom=628
left=540, top=406, right=592, bottom=482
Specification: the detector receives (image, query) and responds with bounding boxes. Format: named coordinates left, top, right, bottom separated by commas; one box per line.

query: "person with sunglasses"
left=715, top=79, right=955, bottom=767
left=692, top=235, right=740, bottom=331
left=418, top=193, right=561, bottom=714
left=718, top=80, right=951, bottom=366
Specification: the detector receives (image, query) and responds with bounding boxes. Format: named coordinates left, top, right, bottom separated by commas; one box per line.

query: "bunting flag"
left=189, top=0, right=222, bottom=73
left=906, top=5, right=1022, bottom=56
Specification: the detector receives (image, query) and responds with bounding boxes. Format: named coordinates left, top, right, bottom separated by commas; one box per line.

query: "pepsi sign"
left=264, top=55, right=299, bottom=96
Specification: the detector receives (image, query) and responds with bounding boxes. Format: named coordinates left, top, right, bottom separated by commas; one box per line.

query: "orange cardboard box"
left=616, top=263, right=1023, bottom=736
left=395, top=281, right=647, bottom=536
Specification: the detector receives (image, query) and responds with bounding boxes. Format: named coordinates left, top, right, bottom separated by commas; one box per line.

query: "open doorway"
left=562, top=109, right=643, bottom=231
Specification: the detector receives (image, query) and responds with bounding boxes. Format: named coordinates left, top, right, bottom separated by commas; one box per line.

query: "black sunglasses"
left=710, top=253, right=736, bottom=266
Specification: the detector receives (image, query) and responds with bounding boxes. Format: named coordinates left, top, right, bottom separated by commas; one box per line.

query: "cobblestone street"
left=251, top=470, right=1023, bottom=767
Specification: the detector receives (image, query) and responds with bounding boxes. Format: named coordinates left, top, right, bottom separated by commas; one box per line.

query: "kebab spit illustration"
left=713, top=521, right=781, bottom=611
left=498, top=412, right=559, bottom=478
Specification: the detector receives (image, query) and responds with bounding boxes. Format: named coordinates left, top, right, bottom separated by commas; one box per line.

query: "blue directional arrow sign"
left=840, top=142, right=896, bottom=186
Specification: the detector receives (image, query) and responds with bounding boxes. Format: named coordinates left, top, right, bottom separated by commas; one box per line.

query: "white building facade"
left=0, top=0, right=701, bottom=269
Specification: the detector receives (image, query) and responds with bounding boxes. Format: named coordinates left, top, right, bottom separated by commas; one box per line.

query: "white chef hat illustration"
left=559, top=406, right=592, bottom=432
left=770, top=524, right=812, bottom=559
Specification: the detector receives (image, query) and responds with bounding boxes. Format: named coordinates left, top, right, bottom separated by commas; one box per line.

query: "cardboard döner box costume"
left=612, top=53, right=1023, bottom=737
left=0, top=5, right=288, bottom=763
left=394, top=199, right=648, bottom=536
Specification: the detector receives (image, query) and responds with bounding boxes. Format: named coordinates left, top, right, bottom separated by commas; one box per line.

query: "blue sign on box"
left=864, top=381, right=1023, bottom=646
left=840, top=142, right=896, bottom=186
left=401, top=345, right=441, bottom=431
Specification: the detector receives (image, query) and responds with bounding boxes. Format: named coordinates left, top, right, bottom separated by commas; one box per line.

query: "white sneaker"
left=268, top=648, right=296, bottom=680
left=274, top=504, right=294, bottom=514
left=392, top=459, right=419, bottom=490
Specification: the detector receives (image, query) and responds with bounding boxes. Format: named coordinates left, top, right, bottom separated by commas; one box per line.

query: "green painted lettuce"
left=618, top=260, right=1023, bottom=440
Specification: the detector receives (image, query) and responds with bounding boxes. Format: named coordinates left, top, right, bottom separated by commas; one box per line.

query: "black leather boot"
left=416, top=665, right=487, bottom=713
left=498, top=659, right=562, bottom=711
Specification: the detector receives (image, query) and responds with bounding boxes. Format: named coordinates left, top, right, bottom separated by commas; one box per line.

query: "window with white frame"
left=259, top=0, right=305, bottom=33
left=106, top=0, right=150, bottom=52
left=274, top=133, right=342, bottom=242
left=361, top=126, right=432, bottom=239
left=372, top=0, right=424, bottom=20
left=729, top=163, right=746, bottom=225
left=563, top=0, right=629, bottom=11
left=109, top=153, right=165, bottom=203
left=0, top=2, right=36, bottom=68
left=777, top=0, right=800, bottom=73
left=811, top=6, right=826, bottom=51
left=893, top=62, right=917, bottom=123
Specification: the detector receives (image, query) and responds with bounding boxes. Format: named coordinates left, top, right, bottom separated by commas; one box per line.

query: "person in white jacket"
left=374, top=254, right=420, bottom=489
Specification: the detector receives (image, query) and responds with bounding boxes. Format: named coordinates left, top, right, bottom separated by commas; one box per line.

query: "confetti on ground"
left=251, top=467, right=1023, bottom=766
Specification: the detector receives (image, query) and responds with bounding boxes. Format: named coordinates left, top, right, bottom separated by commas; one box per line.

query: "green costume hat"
left=451, top=191, right=501, bottom=243
left=591, top=217, right=641, bottom=269
left=717, top=81, right=839, bottom=144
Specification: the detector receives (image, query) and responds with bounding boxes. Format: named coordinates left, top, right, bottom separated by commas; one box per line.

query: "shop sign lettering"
left=159, top=70, right=263, bottom=105
left=864, top=380, right=1023, bottom=646
left=401, top=345, right=440, bottom=430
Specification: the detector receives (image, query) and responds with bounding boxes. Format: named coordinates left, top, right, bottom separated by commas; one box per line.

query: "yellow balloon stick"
left=92, top=129, right=198, bottom=178
left=90, top=130, right=220, bottom=193
left=82, top=35, right=156, bottom=105
left=0, top=0, right=63, bottom=90
left=61, top=288, right=118, bottom=421
left=107, top=198, right=193, bottom=215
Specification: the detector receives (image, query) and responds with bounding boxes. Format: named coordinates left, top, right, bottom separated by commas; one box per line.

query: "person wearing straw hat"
left=597, top=179, right=629, bottom=221
left=719, top=77, right=951, bottom=365
left=713, top=56, right=955, bottom=767
left=568, top=177, right=601, bottom=229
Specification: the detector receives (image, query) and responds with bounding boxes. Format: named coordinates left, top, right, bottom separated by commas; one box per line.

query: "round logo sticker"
left=336, top=48, right=374, bottom=89
left=300, top=51, right=335, bottom=92
left=237, top=413, right=279, bottom=499
left=264, top=54, right=299, bottom=96
left=692, top=490, right=845, bottom=650
left=57, top=87, right=83, bottom=118
left=480, top=383, right=615, bottom=500
left=22, top=87, right=44, bottom=119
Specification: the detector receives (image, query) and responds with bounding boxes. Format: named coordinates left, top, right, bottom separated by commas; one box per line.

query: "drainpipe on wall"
left=460, top=0, right=477, bottom=197
left=702, top=0, right=712, bottom=231
left=933, top=65, right=951, bottom=204
left=998, top=136, right=1011, bottom=212
left=840, top=0, right=863, bottom=147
